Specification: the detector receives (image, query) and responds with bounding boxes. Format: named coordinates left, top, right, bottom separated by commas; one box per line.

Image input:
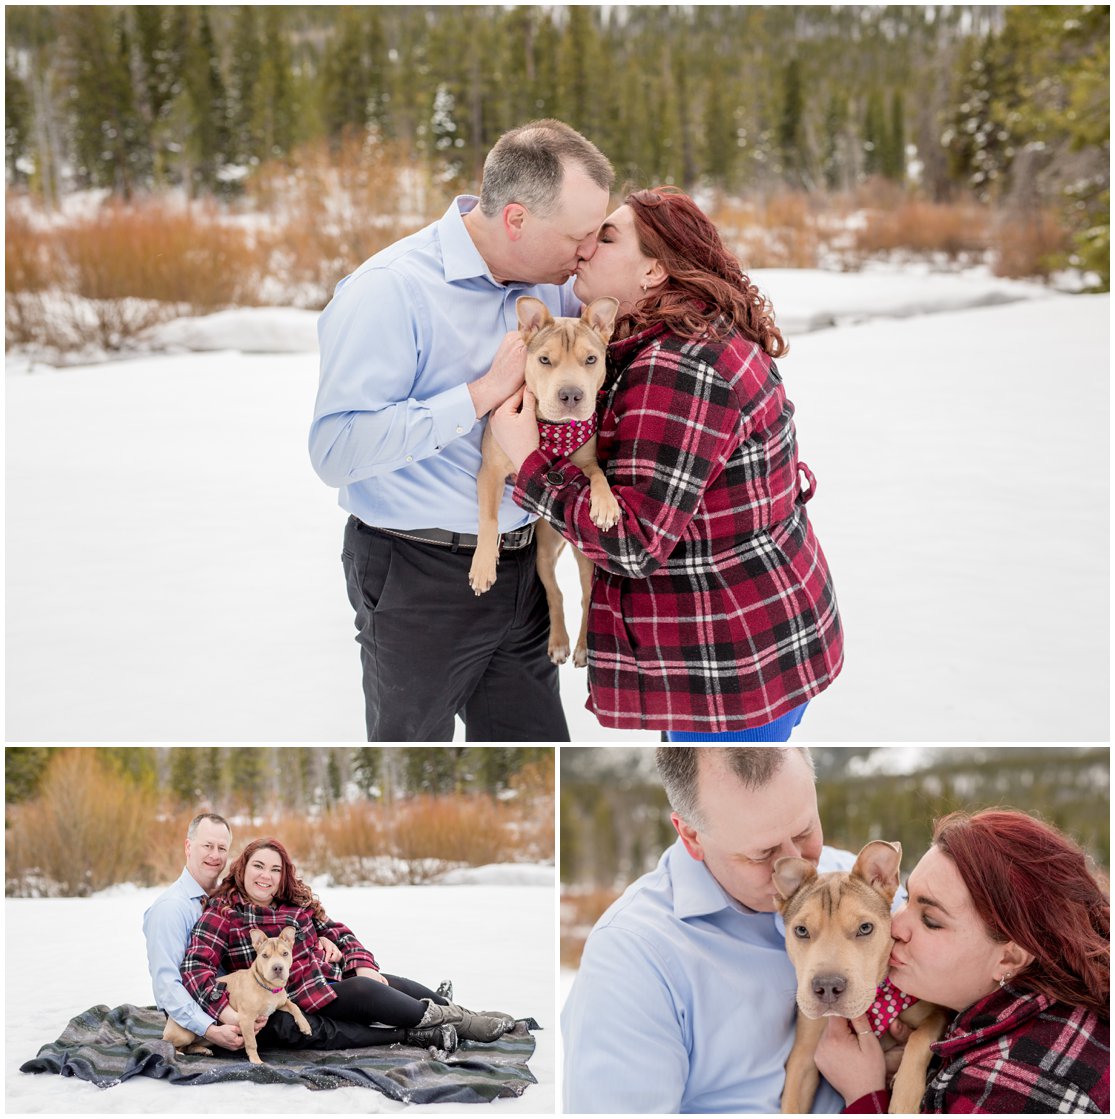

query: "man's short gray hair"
left=655, top=747, right=814, bottom=829
left=478, top=118, right=614, bottom=219
left=187, top=812, right=232, bottom=840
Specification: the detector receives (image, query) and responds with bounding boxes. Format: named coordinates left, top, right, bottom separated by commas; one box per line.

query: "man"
left=310, top=119, right=613, bottom=742
left=562, top=748, right=863, bottom=1113
left=144, top=812, right=247, bottom=1051
left=144, top=812, right=419, bottom=1053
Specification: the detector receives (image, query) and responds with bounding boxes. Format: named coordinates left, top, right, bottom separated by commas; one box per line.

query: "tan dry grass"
left=560, top=886, right=621, bottom=968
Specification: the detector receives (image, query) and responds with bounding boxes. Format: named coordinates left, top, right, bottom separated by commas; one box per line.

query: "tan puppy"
left=162, top=926, right=312, bottom=1065
left=774, top=841, right=948, bottom=1114
left=470, top=295, right=620, bottom=667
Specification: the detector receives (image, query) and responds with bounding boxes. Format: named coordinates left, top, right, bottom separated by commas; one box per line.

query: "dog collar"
left=251, top=967, right=284, bottom=994
left=866, top=976, right=917, bottom=1036
left=537, top=414, right=597, bottom=457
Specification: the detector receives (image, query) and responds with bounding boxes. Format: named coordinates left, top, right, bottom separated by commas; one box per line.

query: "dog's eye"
left=585, top=355, right=597, bottom=365
left=857, top=922, right=874, bottom=936
left=793, top=925, right=810, bottom=939
left=539, top=355, right=551, bottom=365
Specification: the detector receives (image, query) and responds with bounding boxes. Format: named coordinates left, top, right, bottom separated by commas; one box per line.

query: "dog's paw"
left=589, top=496, right=621, bottom=530
left=573, top=643, right=589, bottom=668
left=468, top=553, right=499, bottom=595
left=548, top=639, right=570, bottom=665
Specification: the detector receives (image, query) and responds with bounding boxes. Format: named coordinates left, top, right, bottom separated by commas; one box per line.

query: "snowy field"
left=6, top=267, right=1109, bottom=741
left=5, top=867, right=556, bottom=1115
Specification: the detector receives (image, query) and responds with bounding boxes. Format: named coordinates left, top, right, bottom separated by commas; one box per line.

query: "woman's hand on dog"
left=469, top=332, right=527, bottom=419
left=490, top=386, right=541, bottom=471
left=814, top=1014, right=886, bottom=1106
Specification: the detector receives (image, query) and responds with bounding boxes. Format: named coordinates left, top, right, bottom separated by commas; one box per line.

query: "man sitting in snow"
left=143, top=811, right=399, bottom=1053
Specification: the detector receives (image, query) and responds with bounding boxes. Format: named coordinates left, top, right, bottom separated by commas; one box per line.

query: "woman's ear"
left=996, top=940, right=1036, bottom=981
left=643, top=259, right=668, bottom=291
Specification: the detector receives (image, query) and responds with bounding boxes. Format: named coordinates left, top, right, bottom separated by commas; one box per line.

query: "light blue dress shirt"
left=142, top=866, right=215, bottom=1037
left=310, top=195, right=580, bottom=535
left=561, top=839, right=859, bottom=1114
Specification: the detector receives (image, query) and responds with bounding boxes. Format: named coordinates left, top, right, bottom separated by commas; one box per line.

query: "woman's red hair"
left=624, top=186, right=787, bottom=356
left=210, top=837, right=328, bottom=922
left=933, top=809, right=1109, bottom=1018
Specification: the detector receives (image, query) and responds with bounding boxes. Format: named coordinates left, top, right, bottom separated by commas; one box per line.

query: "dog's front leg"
left=278, top=999, right=313, bottom=1037
left=469, top=430, right=510, bottom=596
left=781, top=1015, right=825, bottom=1114
left=237, top=1009, right=265, bottom=1064
left=888, top=1007, right=948, bottom=1114
left=571, top=438, right=620, bottom=530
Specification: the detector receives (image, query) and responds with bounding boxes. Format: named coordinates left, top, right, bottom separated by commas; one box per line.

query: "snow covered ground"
left=5, top=267, right=1109, bottom=741
left=5, top=869, right=556, bottom=1114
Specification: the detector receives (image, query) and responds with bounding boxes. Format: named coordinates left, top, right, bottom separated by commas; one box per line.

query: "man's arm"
left=143, top=898, right=220, bottom=1039
left=562, top=926, right=690, bottom=1113
left=310, top=269, right=524, bottom=487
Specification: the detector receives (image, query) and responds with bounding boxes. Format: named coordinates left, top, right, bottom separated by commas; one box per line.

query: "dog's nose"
left=558, top=385, right=585, bottom=408
left=812, top=974, right=847, bottom=1004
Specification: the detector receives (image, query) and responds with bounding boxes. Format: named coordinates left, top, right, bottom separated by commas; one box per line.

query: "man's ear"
left=503, top=203, right=527, bottom=242
left=671, top=812, right=705, bottom=862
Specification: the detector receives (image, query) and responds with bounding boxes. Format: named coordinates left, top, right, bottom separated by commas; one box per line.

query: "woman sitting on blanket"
left=181, top=837, right=514, bottom=1054
left=814, top=809, right=1109, bottom=1113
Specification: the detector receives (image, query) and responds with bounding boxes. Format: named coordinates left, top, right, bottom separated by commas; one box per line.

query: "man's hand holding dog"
left=468, top=332, right=527, bottom=419
left=490, top=386, right=540, bottom=471
left=814, top=1015, right=886, bottom=1106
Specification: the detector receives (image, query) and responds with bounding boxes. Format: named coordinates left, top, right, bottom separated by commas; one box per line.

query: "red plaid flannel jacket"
left=514, top=318, right=843, bottom=731
left=845, top=986, right=1109, bottom=1113
left=180, top=889, right=378, bottom=1018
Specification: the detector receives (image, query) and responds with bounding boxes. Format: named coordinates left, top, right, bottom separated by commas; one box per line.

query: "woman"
left=815, top=810, right=1109, bottom=1112
left=490, top=187, right=842, bottom=740
left=181, top=838, right=514, bottom=1054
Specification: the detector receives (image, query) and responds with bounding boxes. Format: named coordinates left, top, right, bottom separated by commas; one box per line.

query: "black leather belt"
left=356, top=518, right=535, bottom=553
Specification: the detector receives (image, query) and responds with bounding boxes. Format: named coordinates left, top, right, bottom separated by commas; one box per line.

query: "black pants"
left=319, top=973, right=446, bottom=1028
left=342, top=516, right=570, bottom=741
left=254, top=1005, right=404, bottom=1049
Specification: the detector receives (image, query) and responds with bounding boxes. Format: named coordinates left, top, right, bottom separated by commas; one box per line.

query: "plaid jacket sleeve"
left=514, top=342, right=743, bottom=579
left=938, top=1049, right=1107, bottom=1113
left=180, top=905, right=233, bottom=1020
left=316, top=915, right=378, bottom=974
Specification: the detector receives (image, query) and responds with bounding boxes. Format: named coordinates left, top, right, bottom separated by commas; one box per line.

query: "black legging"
left=319, top=973, right=447, bottom=1028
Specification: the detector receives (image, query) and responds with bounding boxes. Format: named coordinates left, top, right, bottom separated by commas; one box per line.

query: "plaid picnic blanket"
left=20, top=1003, right=540, bottom=1103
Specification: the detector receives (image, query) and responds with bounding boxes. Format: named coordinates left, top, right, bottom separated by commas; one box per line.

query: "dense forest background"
left=559, top=746, right=1110, bottom=964
left=5, top=746, right=554, bottom=895
left=5, top=5, right=1109, bottom=286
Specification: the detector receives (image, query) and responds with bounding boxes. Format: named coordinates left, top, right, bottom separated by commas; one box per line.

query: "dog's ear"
left=852, top=840, right=902, bottom=902
left=279, top=926, right=297, bottom=946
left=773, top=856, right=817, bottom=903
left=582, top=296, right=620, bottom=342
left=516, top=296, right=553, bottom=340
left=249, top=927, right=268, bottom=949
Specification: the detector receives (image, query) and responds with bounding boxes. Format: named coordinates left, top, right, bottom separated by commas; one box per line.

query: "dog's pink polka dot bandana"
left=537, top=415, right=597, bottom=457
left=866, top=976, right=917, bottom=1036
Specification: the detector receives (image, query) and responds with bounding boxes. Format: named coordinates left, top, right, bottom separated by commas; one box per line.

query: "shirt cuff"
left=844, top=1090, right=891, bottom=1113
left=428, top=383, right=478, bottom=449
left=513, top=447, right=588, bottom=515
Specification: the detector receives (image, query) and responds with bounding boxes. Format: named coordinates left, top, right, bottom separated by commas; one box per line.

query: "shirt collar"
left=179, top=865, right=211, bottom=902
left=669, top=837, right=767, bottom=922
left=440, top=195, right=499, bottom=284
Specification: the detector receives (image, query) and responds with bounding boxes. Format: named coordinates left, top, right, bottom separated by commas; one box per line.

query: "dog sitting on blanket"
left=774, top=841, right=949, bottom=1114
left=162, top=926, right=311, bottom=1065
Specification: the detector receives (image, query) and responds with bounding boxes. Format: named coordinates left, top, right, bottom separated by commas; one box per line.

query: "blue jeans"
left=665, top=701, right=809, bottom=742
